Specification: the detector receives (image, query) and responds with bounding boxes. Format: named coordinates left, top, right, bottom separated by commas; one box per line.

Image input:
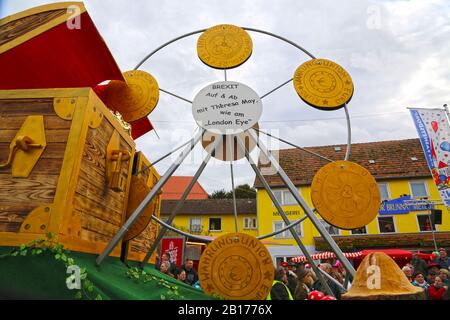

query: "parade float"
left=0, top=2, right=417, bottom=300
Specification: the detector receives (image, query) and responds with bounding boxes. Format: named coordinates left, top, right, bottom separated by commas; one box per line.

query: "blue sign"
left=379, top=195, right=434, bottom=215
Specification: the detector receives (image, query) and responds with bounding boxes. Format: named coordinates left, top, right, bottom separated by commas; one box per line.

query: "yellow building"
left=160, top=199, right=258, bottom=238
left=254, top=138, right=450, bottom=265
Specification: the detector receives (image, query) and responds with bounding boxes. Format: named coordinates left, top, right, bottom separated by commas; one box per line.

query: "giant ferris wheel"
left=96, top=24, right=381, bottom=300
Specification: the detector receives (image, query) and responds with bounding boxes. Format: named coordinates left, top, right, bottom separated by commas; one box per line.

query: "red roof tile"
left=162, top=176, right=209, bottom=200
left=254, top=138, right=431, bottom=188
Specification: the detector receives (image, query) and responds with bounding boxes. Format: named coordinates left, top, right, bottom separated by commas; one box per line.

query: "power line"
left=149, top=111, right=409, bottom=124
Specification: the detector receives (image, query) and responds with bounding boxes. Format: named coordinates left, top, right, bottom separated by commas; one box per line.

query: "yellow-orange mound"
left=342, top=252, right=425, bottom=300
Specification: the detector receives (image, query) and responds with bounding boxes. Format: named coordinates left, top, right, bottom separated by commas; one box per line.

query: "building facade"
left=254, top=139, right=450, bottom=265
left=160, top=198, right=258, bottom=238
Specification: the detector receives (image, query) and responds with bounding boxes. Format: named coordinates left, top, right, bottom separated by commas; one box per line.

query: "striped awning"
left=292, top=251, right=363, bottom=262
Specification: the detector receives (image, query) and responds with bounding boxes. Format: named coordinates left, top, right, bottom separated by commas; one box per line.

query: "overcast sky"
left=2, top=0, right=450, bottom=193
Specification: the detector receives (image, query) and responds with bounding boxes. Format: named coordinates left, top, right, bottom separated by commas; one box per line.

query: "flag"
left=410, top=108, right=450, bottom=206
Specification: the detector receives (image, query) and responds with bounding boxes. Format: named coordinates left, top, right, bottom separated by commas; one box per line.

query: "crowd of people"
left=401, top=248, right=450, bottom=300
left=155, top=248, right=450, bottom=300
left=270, top=247, right=450, bottom=300
left=155, top=252, right=200, bottom=287
left=268, top=260, right=346, bottom=300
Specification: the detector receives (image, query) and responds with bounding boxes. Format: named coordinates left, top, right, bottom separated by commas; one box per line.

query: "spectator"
left=427, top=270, right=438, bottom=285
left=159, top=261, right=175, bottom=278
left=285, top=263, right=298, bottom=295
left=155, top=252, right=178, bottom=277
left=181, top=259, right=198, bottom=286
left=267, top=267, right=293, bottom=300
left=411, top=253, right=428, bottom=276
left=294, top=268, right=310, bottom=300
left=411, top=272, right=430, bottom=293
left=177, top=269, right=187, bottom=284
left=439, top=269, right=450, bottom=287
left=402, top=266, right=413, bottom=282
left=428, top=276, right=447, bottom=300
left=313, top=263, right=343, bottom=299
left=435, top=248, right=450, bottom=269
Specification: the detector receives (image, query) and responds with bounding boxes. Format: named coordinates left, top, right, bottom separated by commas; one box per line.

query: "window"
left=273, top=221, right=302, bottom=239
left=410, top=181, right=428, bottom=198
left=351, top=226, right=367, bottom=235
left=189, top=217, right=202, bottom=233
left=243, top=217, right=258, bottom=230
left=378, top=216, right=396, bottom=233
left=378, top=183, right=390, bottom=201
left=319, top=220, right=340, bottom=235
left=209, top=217, right=222, bottom=231
left=273, top=190, right=297, bottom=206
left=417, top=214, right=436, bottom=232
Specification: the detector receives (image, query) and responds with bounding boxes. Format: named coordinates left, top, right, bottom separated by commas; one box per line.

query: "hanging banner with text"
left=161, top=237, right=185, bottom=268
left=410, top=108, right=450, bottom=206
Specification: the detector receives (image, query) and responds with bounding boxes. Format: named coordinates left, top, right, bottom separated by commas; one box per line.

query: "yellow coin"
left=104, top=70, right=159, bottom=122
left=293, top=59, right=354, bottom=110
left=311, top=160, right=380, bottom=230
left=197, top=24, right=253, bottom=69
left=198, top=233, right=274, bottom=300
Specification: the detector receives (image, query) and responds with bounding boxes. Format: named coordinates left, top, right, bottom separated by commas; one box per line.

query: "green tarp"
left=0, top=247, right=214, bottom=300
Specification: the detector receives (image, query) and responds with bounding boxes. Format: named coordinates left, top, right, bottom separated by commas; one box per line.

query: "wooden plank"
left=79, top=229, right=112, bottom=244
left=0, top=222, right=21, bottom=232
left=0, top=128, right=69, bottom=143
left=0, top=115, right=71, bottom=130
left=0, top=9, right=66, bottom=46
left=0, top=142, right=67, bottom=160
left=0, top=174, right=58, bottom=206
left=80, top=211, right=120, bottom=238
left=76, top=166, right=127, bottom=210
left=0, top=157, right=64, bottom=175
left=0, top=99, right=55, bottom=115
left=73, top=193, right=123, bottom=226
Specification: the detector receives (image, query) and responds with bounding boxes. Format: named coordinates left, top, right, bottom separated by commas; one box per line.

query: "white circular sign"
left=192, top=81, right=262, bottom=135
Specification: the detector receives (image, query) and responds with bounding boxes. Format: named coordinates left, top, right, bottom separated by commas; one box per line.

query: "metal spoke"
left=150, top=214, right=213, bottom=242
left=96, top=129, right=204, bottom=266
left=257, top=216, right=308, bottom=240
left=159, top=88, right=192, bottom=104
left=137, top=136, right=196, bottom=175
left=139, top=134, right=222, bottom=267
left=344, top=104, right=351, bottom=161
left=256, top=128, right=333, bottom=162
left=235, top=135, right=335, bottom=297
left=260, top=78, right=293, bottom=100
left=247, top=128, right=356, bottom=277
left=228, top=137, right=238, bottom=233
left=224, top=69, right=227, bottom=81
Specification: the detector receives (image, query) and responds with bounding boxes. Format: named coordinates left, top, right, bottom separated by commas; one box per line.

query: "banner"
left=410, top=108, right=450, bottom=206
left=161, top=237, right=184, bottom=268
left=379, top=195, right=434, bottom=215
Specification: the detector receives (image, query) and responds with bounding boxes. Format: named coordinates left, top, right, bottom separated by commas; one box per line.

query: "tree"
left=209, top=189, right=231, bottom=199
left=208, top=184, right=256, bottom=199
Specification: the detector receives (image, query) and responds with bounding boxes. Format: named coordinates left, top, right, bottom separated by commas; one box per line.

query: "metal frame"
left=97, top=27, right=356, bottom=293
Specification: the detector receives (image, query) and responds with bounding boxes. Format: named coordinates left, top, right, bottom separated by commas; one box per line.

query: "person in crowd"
left=411, top=253, right=428, bottom=276
left=435, top=248, right=450, bottom=269
left=294, top=268, right=310, bottom=300
left=402, top=266, right=413, bottom=282
left=284, top=262, right=298, bottom=295
left=439, top=268, right=450, bottom=287
left=267, top=267, right=293, bottom=300
left=313, top=263, right=342, bottom=299
left=159, top=261, right=175, bottom=278
left=155, top=252, right=178, bottom=277
left=411, top=272, right=430, bottom=295
left=181, top=259, right=198, bottom=286
left=177, top=269, right=187, bottom=284
left=427, top=270, right=438, bottom=285
left=428, top=276, right=447, bottom=300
